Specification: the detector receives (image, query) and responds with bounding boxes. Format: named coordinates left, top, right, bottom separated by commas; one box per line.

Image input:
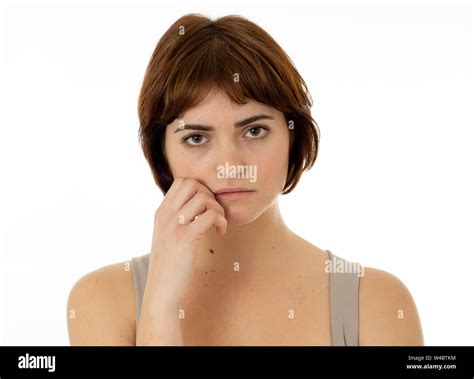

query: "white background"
left=0, top=0, right=472, bottom=345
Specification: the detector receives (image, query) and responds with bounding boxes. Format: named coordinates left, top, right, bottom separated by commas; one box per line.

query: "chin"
left=225, top=213, right=257, bottom=226
left=221, top=199, right=273, bottom=226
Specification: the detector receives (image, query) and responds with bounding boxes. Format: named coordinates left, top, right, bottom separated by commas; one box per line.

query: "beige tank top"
left=130, top=249, right=361, bottom=346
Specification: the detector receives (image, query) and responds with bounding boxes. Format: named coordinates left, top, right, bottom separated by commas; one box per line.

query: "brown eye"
left=182, top=134, right=208, bottom=147
left=245, top=126, right=269, bottom=139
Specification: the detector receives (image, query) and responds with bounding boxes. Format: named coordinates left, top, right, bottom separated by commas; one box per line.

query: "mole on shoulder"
left=209, top=249, right=215, bottom=254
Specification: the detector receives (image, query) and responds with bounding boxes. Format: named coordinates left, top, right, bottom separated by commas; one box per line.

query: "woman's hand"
left=148, top=177, right=227, bottom=298
left=136, top=177, right=227, bottom=345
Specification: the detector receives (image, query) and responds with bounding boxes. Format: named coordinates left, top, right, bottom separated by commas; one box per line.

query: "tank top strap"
left=326, top=249, right=361, bottom=346
left=130, top=252, right=151, bottom=332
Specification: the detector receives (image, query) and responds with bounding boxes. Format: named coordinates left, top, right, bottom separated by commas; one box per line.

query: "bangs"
left=157, top=15, right=311, bottom=125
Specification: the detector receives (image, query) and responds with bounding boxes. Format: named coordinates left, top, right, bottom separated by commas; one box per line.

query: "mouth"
left=213, top=188, right=256, bottom=201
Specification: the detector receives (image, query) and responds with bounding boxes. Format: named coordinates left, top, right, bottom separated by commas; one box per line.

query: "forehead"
left=178, top=88, right=281, bottom=122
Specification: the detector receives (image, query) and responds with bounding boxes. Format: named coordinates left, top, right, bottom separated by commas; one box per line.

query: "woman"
left=67, top=13, right=424, bottom=346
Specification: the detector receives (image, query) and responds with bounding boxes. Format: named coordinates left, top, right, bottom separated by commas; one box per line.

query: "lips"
left=214, top=187, right=255, bottom=195
left=213, top=188, right=256, bottom=201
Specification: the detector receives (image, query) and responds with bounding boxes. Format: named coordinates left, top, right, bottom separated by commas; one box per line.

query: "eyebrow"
left=174, top=114, right=275, bottom=133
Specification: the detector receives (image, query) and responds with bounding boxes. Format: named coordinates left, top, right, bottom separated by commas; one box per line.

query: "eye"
left=182, top=134, right=208, bottom=147
left=244, top=126, right=269, bottom=139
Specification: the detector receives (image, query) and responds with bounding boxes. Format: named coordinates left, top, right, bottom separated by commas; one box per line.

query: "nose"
left=214, top=137, right=247, bottom=167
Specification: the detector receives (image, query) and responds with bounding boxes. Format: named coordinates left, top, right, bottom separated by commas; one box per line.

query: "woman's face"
left=164, top=88, right=290, bottom=225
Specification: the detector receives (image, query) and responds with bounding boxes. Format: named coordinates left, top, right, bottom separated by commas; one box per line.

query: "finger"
left=186, top=209, right=227, bottom=237
left=162, top=176, right=186, bottom=204
left=170, top=177, right=216, bottom=212
left=177, top=192, right=226, bottom=226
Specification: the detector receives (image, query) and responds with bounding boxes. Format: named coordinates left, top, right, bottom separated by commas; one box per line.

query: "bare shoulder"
left=67, top=260, right=136, bottom=346
left=359, top=266, right=424, bottom=346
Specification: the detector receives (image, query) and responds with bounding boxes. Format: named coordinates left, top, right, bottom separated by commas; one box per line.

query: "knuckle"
left=182, top=178, right=195, bottom=192
left=196, top=191, right=207, bottom=202
left=209, top=209, right=219, bottom=218
left=183, top=177, right=194, bottom=186
left=200, top=209, right=211, bottom=220
left=211, top=200, right=224, bottom=214
left=205, top=190, right=215, bottom=200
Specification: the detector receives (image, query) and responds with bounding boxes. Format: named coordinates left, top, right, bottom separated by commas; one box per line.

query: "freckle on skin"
left=205, top=272, right=208, bottom=275
left=210, top=249, right=214, bottom=254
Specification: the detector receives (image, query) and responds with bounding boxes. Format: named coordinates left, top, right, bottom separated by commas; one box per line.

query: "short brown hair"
left=138, top=13, right=320, bottom=195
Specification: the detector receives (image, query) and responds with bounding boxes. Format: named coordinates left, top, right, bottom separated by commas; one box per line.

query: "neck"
left=194, top=199, right=293, bottom=277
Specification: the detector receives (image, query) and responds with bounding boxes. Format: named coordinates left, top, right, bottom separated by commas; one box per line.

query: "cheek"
left=165, top=141, right=213, bottom=184
left=254, top=140, right=289, bottom=188
left=165, top=139, right=189, bottom=178
left=169, top=155, right=207, bottom=179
